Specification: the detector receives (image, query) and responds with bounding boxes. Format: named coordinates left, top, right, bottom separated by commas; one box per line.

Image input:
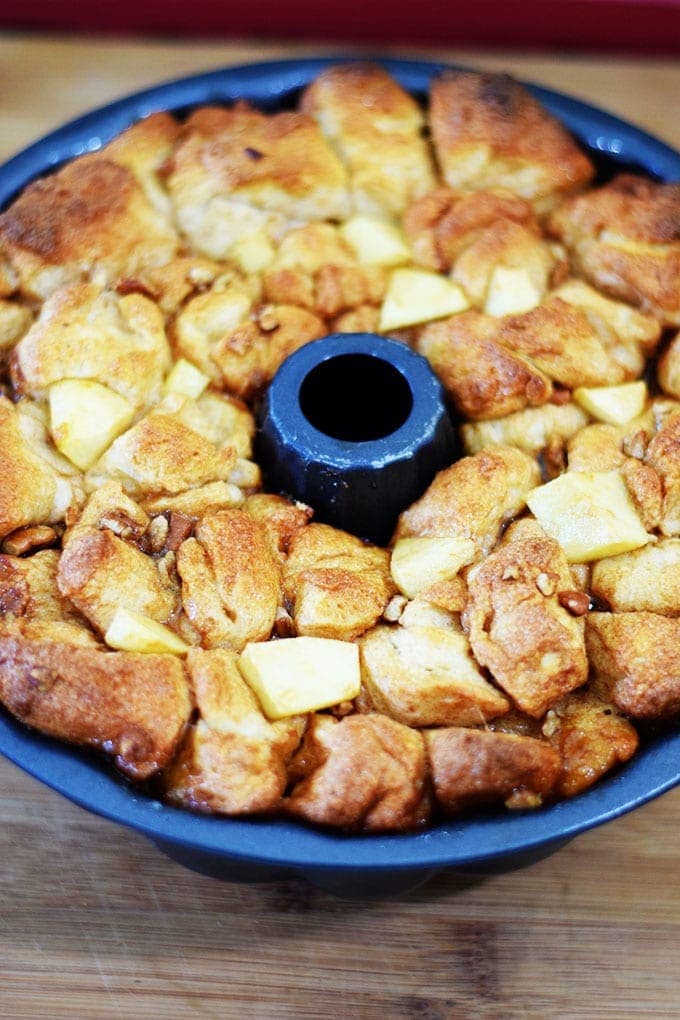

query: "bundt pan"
left=1, top=58, right=680, bottom=899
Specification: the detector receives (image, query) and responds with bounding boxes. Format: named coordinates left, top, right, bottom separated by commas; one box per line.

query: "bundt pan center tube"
left=257, top=333, right=457, bottom=546
left=1, top=57, right=680, bottom=898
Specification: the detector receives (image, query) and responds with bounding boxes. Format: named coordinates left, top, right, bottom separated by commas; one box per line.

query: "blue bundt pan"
left=1, top=58, right=679, bottom=898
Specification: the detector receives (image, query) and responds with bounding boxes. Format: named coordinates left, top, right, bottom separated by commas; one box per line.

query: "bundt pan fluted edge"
left=1, top=57, right=680, bottom=899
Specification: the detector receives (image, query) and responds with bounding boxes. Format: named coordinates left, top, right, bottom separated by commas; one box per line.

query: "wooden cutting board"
left=1, top=34, right=679, bottom=1019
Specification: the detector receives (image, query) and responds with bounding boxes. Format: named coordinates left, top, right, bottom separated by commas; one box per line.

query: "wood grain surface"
left=1, top=33, right=680, bottom=1020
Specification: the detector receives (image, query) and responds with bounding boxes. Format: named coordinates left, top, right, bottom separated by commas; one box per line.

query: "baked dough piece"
left=0, top=397, right=82, bottom=541
left=461, top=402, right=588, bottom=456
left=177, top=509, right=280, bottom=651
left=13, top=282, right=171, bottom=410
left=301, top=63, right=436, bottom=217
left=659, top=332, right=680, bottom=399
left=463, top=519, right=588, bottom=717
left=591, top=539, right=680, bottom=615
left=263, top=224, right=386, bottom=318
left=416, top=311, right=553, bottom=420
left=404, top=187, right=536, bottom=272
left=644, top=407, right=680, bottom=536
left=102, top=111, right=181, bottom=218
left=244, top=493, right=312, bottom=563
left=426, top=727, right=561, bottom=813
left=429, top=71, right=593, bottom=214
left=0, top=550, right=81, bottom=628
left=0, top=146, right=179, bottom=300
left=360, top=623, right=509, bottom=727
left=283, top=523, right=394, bottom=642
left=543, top=690, right=639, bottom=797
left=172, top=272, right=325, bottom=400
left=285, top=713, right=431, bottom=832
left=164, top=648, right=305, bottom=814
left=0, top=635, right=191, bottom=778
left=164, top=103, right=350, bottom=259
left=394, top=445, right=540, bottom=556
left=0, top=299, right=32, bottom=350
left=549, top=175, right=680, bottom=325
left=587, top=612, right=680, bottom=718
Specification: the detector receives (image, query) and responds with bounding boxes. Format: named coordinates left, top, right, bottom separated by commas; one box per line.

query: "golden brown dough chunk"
left=165, top=103, right=349, bottom=259
left=0, top=398, right=82, bottom=541
left=164, top=648, right=305, bottom=815
left=263, top=224, right=386, bottom=317
left=244, top=493, right=312, bottom=562
left=549, top=175, right=680, bottom=325
left=90, top=394, right=237, bottom=501
left=404, top=187, right=537, bottom=272
left=644, top=408, right=680, bottom=535
left=394, top=445, right=540, bottom=556
left=102, top=111, right=181, bottom=217
left=116, top=255, right=221, bottom=316
left=463, top=519, right=588, bottom=717
left=0, top=153, right=178, bottom=300
left=360, top=624, right=509, bottom=727
left=543, top=691, right=639, bottom=797
left=285, top=713, right=430, bottom=832
left=58, top=527, right=177, bottom=636
left=462, top=402, right=588, bottom=457
left=591, top=540, right=680, bottom=615
left=498, top=296, right=645, bottom=389
left=0, top=298, right=32, bottom=350
left=426, top=727, right=561, bottom=814
left=553, top=279, right=661, bottom=356
left=0, top=636, right=191, bottom=779
left=301, top=63, right=435, bottom=217
left=659, top=332, right=680, bottom=399
left=0, top=550, right=80, bottom=627
left=177, top=509, right=280, bottom=651
left=283, top=524, right=394, bottom=642
left=586, top=612, right=680, bottom=718
left=172, top=273, right=325, bottom=400
left=417, top=311, right=552, bottom=420
left=429, top=71, right=593, bottom=214
left=13, top=282, right=170, bottom=410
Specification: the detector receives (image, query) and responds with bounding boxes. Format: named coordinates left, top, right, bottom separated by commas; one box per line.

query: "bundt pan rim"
left=1, top=57, right=679, bottom=892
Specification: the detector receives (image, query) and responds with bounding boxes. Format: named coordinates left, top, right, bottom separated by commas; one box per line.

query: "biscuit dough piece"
left=429, top=71, right=593, bottom=214
left=0, top=152, right=179, bottom=300
left=463, top=519, right=588, bottom=717
left=461, top=402, right=588, bottom=456
left=301, top=63, right=436, bottom=217
left=644, top=407, right=680, bottom=536
left=103, top=111, right=181, bottom=218
left=394, top=445, right=540, bottom=557
left=164, top=648, right=305, bottom=814
left=0, top=636, right=191, bottom=779
left=58, top=527, right=177, bottom=635
left=283, top=524, right=394, bottom=642
left=165, top=103, right=350, bottom=259
left=360, top=623, right=510, bottom=727
left=417, top=311, right=553, bottom=420
left=553, top=279, right=661, bottom=356
left=244, top=493, right=312, bottom=563
left=404, top=187, right=537, bottom=272
left=285, top=713, right=431, bottom=832
left=13, top=282, right=171, bottom=410
left=592, top=539, right=680, bottom=615
left=0, top=298, right=32, bottom=350
left=659, top=332, right=680, bottom=399
left=586, top=612, right=680, bottom=718
left=263, top=224, right=387, bottom=317
left=177, top=509, right=280, bottom=651
left=0, top=397, right=82, bottom=541
left=0, top=550, right=81, bottom=629
left=426, top=727, right=561, bottom=814
left=549, top=175, right=680, bottom=325
left=543, top=690, right=639, bottom=797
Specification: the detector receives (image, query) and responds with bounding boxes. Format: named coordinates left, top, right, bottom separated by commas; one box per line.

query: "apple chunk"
left=105, top=607, right=189, bottom=655
left=379, top=269, right=469, bottom=331
left=573, top=381, right=647, bottom=425
left=339, top=216, right=411, bottom=267
left=390, top=535, right=476, bottom=598
left=484, top=266, right=543, bottom=317
left=164, top=358, right=210, bottom=399
left=49, top=379, right=134, bottom=470
left=239, top=637, right=360, bottom=720
left=527, top=470, right=651, bottom=563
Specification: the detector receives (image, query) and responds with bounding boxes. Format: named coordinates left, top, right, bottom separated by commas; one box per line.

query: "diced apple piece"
left=379, top=269, right=469, bottom=331
left=230, top=232, right=275, bottom=273
left=239, top=637, right=360, bottom=720
left=105, top=607, right=189, bottom=655
left=574, top=381, right=647, bottom=426
left=484, top=266, right=543, bottom=317
left=340, top=216, right=411, bottom=267
left=49, top=379, right=135, bottom=470
left=164, top=358, right=210, bottom=400
left=390, top=535, right=476, bottom=598
left=527, top=470, right=651, bottom=563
